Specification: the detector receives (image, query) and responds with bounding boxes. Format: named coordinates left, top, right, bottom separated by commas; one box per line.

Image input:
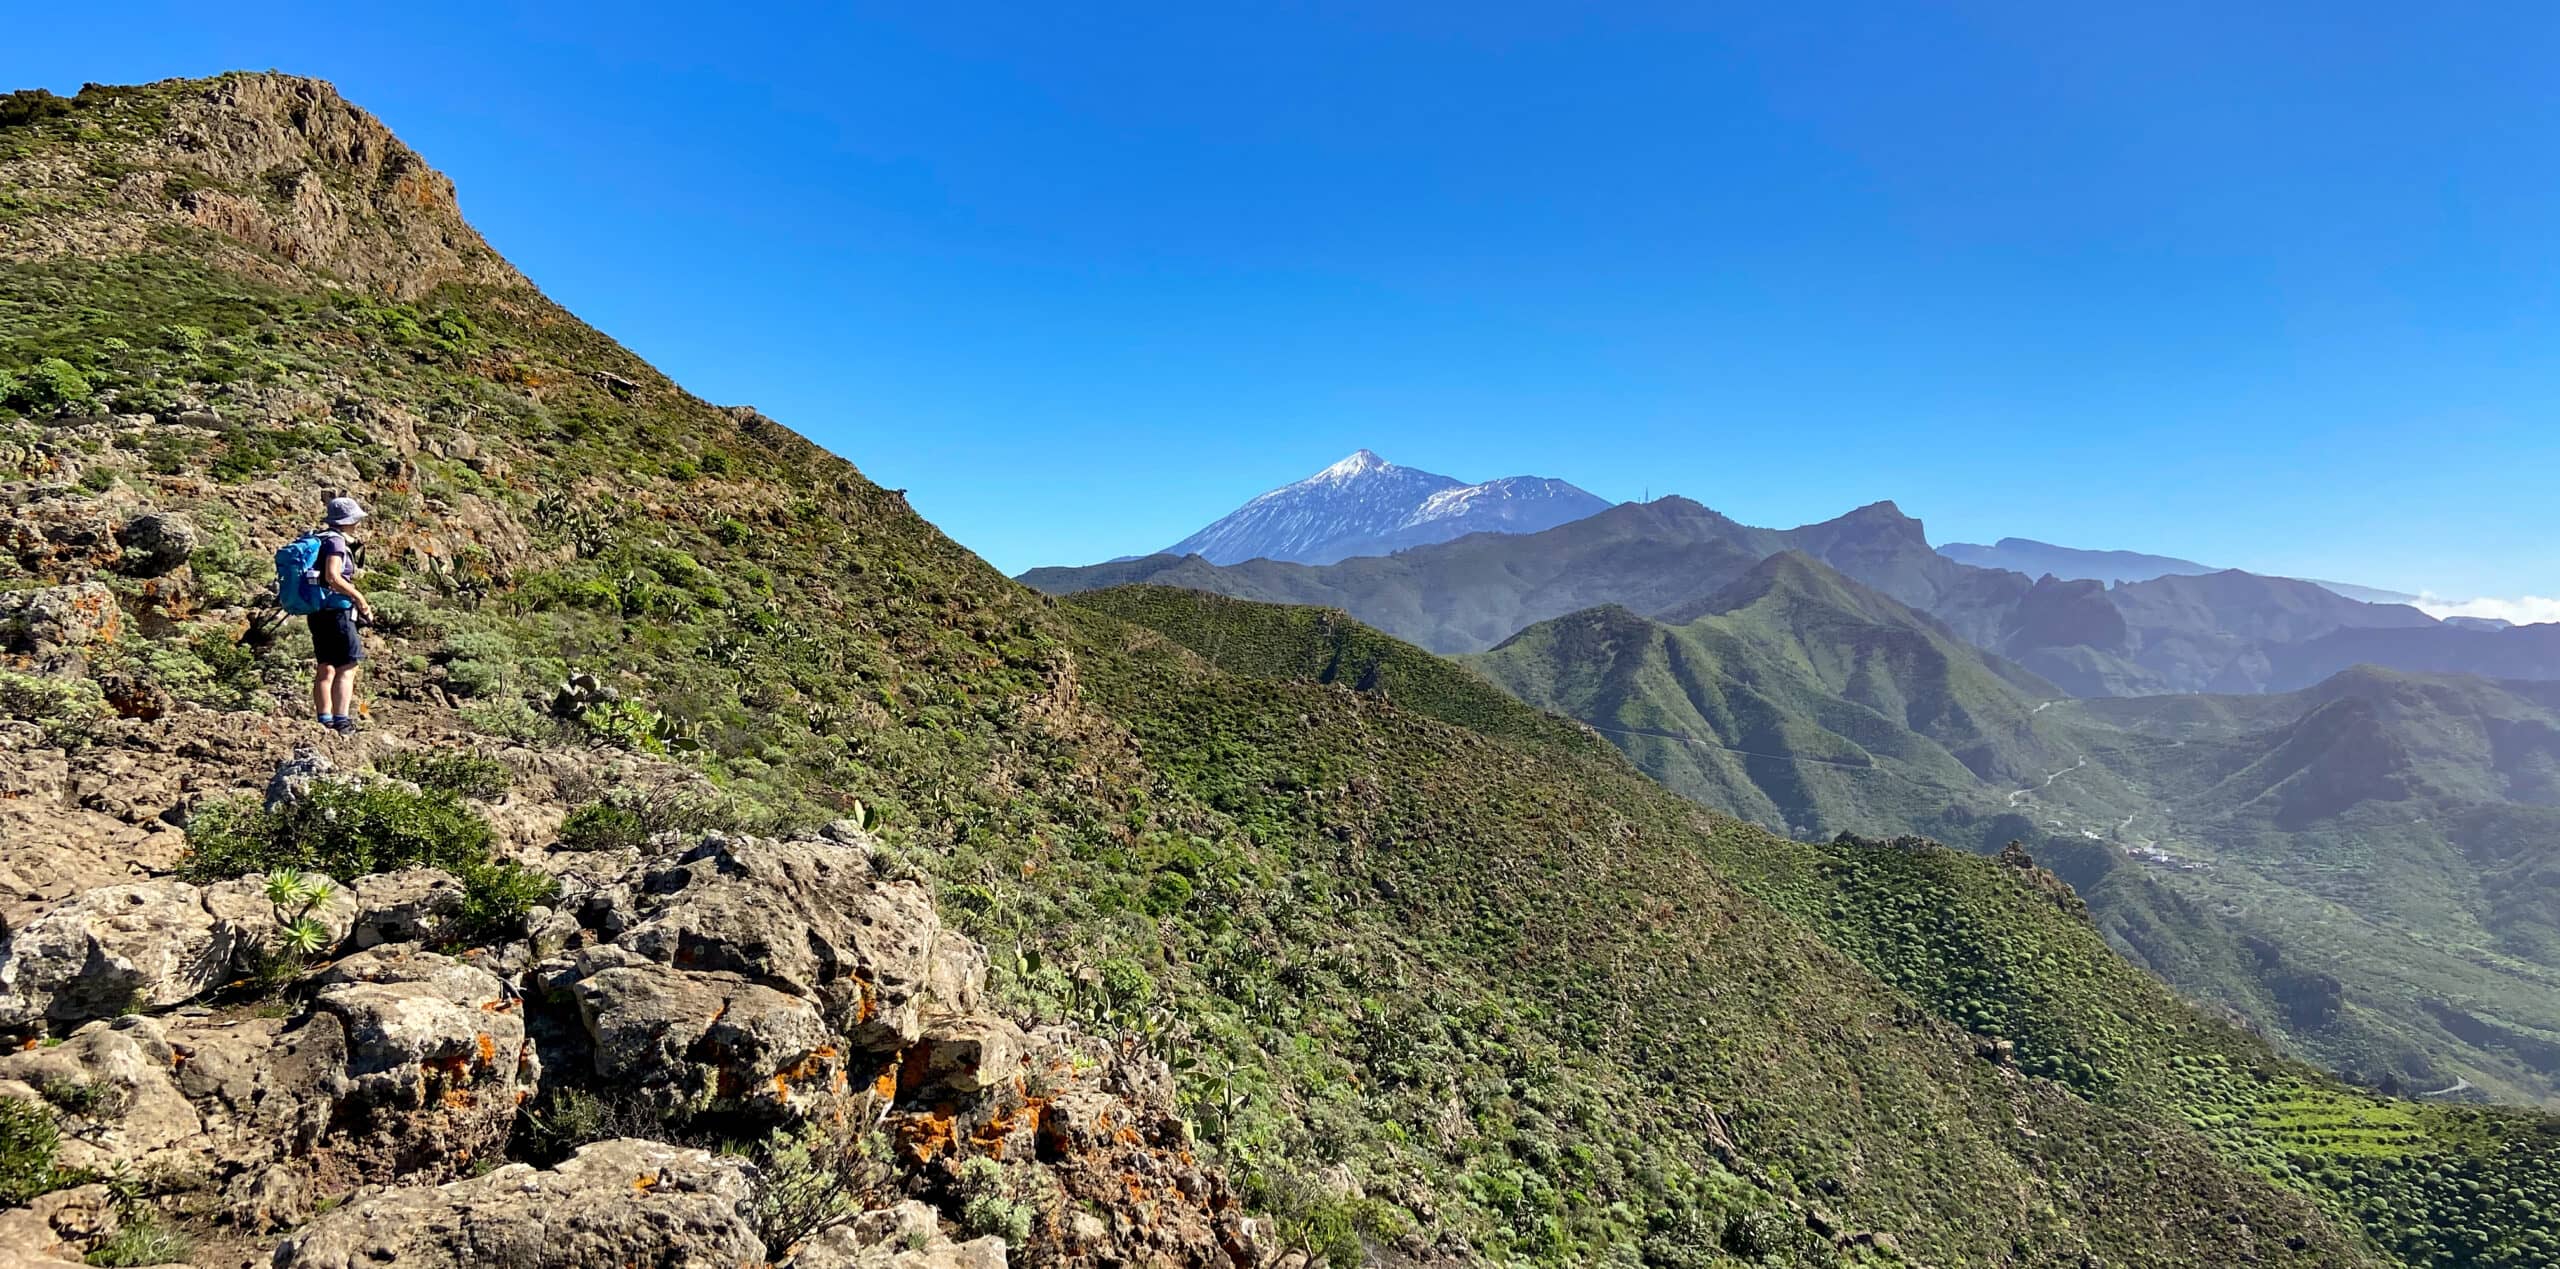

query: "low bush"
left=378, top=749, right=512, bottom=800
left=0, top=1098, right=78, bottom=1205
left=81, top=1208, right=193, bottom=1267
left=0, top=669, right=106, bottom=724
left=456, top=860, right=557, bottom=940
left=752, top=1117, right=894, bottom=1253
left=180, top=778, right=492, bottom=882
left=557, top=802, right=647, bottom=853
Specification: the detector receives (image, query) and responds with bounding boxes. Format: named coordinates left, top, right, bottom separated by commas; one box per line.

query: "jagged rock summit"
left=1156, top=449, right=1608, bottom=565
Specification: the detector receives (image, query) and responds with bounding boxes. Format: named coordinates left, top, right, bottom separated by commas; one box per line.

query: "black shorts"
left=308, top=608, right=363, bottom=667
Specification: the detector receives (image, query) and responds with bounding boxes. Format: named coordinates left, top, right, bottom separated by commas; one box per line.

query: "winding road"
left=2007, top=756, right=2088, bottom=808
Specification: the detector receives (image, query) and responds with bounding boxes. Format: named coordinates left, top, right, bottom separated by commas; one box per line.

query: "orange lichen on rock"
left=894, top=1107, right=957, bottom=1163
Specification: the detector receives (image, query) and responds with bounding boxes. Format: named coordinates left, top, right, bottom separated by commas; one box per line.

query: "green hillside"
left=1078, top=578, right=2560, bottom=1269
left=1467, top=552, right=2089, bottom=838
left=3, top=72, right=2555, bottom=1266
left=1457, top=555, right=2560, bottom=1108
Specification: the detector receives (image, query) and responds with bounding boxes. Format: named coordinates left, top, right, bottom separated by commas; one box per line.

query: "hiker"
left=275, top=496, right=376, bottom=733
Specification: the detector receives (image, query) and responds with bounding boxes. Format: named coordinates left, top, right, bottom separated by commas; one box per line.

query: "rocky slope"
left=3, top=71, right=2557, bottom=1269
left=1156, top=450, right=1607, bottom=566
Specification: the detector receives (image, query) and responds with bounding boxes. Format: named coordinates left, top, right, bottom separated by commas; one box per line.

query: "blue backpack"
left=274, top=532, right=350, bottom=615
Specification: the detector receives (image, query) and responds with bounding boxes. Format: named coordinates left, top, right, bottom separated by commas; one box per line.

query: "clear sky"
left=9, top=3, right=2556, bottom=604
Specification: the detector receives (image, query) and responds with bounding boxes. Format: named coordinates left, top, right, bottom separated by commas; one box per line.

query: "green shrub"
left=752, top=1118, right=892, bottom=1253
left=180, top=778, right=493, bottom=882
left=558, top=802, right=648, bottom=853
left=6, top=357, right=92, bottom=413
left=954, top=1156, right=1035, bottom=1245
left=456, top=860, right=557, bottom=940
left=82, top=1208, right=192, bottom=1267
left=0, top=1098, right=76, bottom=1205
left=379, top=749, right=512, bottom=800
left=0, top=670, right=107, bottom=724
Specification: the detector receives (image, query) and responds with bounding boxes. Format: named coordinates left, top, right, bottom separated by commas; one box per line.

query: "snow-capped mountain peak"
left=1159, top=451, right=1611, bottom=566
left=1312, top=449, right=1391, bottom=483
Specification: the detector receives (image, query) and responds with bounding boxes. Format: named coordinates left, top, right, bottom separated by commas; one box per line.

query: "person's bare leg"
left=333, top=664, right=360, bottom=722
left=312, top=664, right=337, bottom=719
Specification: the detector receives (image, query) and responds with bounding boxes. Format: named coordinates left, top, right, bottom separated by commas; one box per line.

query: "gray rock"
left=0, top=1018, right=203, bottom=1179
left=309, top=946, right=534, bottom=1176
left=924, top=928, right=987, bottom=1018
left=113, top=511, right=198, bottom=576
left=622, top=835, right=943, bottom=1049
left=262, top=750, right=336, bottom=808
left=0, top=880, right=233, bottom=1026
left=347, top=868, right=466, bottom=948
left=269, top=1138, right=765, bottom=1269
left=785, top=1200, right=1009, bottom=1268
left=902, top=1014, right=1026, bottom=1099
left=566, top=955, right=841, bottom=1119
left=0, top=582, right=122, bottom=657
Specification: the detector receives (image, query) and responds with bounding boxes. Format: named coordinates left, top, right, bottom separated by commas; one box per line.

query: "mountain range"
left=1940, top=535, right=2425, bottom=605
left=1157, top=448, right=1608, bottom=565
left=1028, top=475, right=2560, bottom=1105
left=1027, top=494, right=2533, bottom=696
left=6, top=71, right=2559, bottom=1269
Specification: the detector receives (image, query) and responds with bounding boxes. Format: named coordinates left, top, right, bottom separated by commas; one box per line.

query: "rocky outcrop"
left=112, top=511, right=197, bottom=577
left=0, top=752, right=1247, bottom=1266
left=0, top=582, right=121, bottom=660
left=616, top=833, right=949, bottom=1049
left=0, top=880, right=232, bottom=1027
left=270, top=1138, right=763, bottom=1269
left=309, top=946, right=536, bottom=1179
left=784, top=1200, right=1008, bottom=1268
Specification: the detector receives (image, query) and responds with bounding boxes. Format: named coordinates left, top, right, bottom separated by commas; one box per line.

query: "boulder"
left=113, top=511, right=198, bottom=577
left=560, top=949, right=844, bottom=1118
left=785, top=1200, right=1009, bottom=1268
left=620, top=835, right=944, bottom=1048
left=0, top=1184, right=120, bottom=1268
left=0, top=1018, right=202, bottom=1179
left=0, top=582, right=122, bottom=657
left=262, top=749, right=336, bottom=808
left=269, top=1138, right=764, bottom=1269
left=347, top=868, right=467, bottom=948
left=0, top=881, right=232, bottom=1027
left=308, top=946, right=534, bottom=1176
left=898, top=1015, right=1026, bottom=1100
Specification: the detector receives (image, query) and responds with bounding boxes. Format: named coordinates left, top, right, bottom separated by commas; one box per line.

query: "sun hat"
left=325, top=496, right=367, bottom=527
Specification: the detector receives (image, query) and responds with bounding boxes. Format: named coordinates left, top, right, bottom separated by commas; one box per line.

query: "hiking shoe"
left=329, top=716, right=362, bottom=735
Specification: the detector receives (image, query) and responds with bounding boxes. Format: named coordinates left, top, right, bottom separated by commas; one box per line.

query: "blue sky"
left=9, top=3, right=2556, bottom=601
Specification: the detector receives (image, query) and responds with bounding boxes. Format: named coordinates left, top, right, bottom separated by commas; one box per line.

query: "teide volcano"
left=1156, top=448, right=1608, bottom=565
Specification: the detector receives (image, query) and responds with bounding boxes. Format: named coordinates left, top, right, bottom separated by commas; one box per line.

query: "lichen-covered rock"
left=0, top=582, right=121, bottom=658
left=346, top=868, right=466, bottom=949
left=620, top=835, right=944, bottom=1048
left=308, top=946, right=534, bottom=1176
left=558, top=948, right=845, bottom=1119
left=0, top=880, right=232, bottom=1027
left=268, top=1138, right=764, bottom=1269
left=261, top=749, right=336, bottom=808
left=785, top=1200, right=1008, bottom=1268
